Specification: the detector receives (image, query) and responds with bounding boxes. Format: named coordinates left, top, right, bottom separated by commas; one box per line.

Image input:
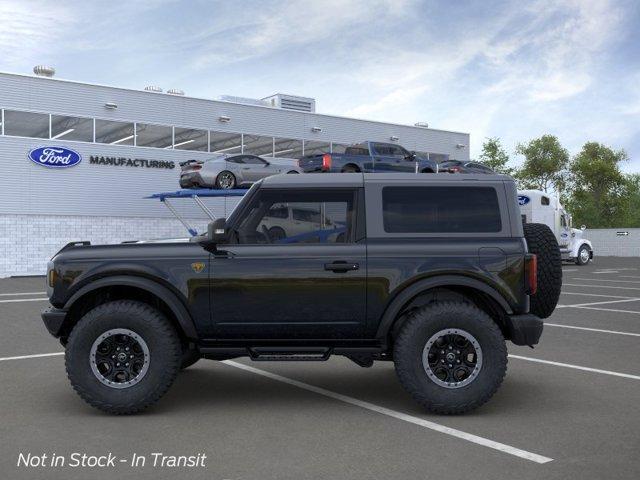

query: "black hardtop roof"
left=260, top=172, right=514, bottom=188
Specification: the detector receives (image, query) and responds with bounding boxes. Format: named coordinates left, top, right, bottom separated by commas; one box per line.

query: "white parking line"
left=0, top=298, right=49, bottom=304
left=593, top=270, right=619, bottom=274
left=570, top=278, right=640, bottom=284
left=0, top=352, right=63, bottom=362
left=561, top=291, right=637, bottom=299
left=563, top=283, right=640, bottom=291
left=556, top=298, right=640, bottom=309
left=222, top=360, right=553, bottom=464
left=568, top=306, right=640, bottom=315
left=545, top=323, right=640, bottom=337
left=562, top=269, right=578, bottom=272
left=0, top=292, right=46, bottom=296
left=509, top=355, right=640, bottom=380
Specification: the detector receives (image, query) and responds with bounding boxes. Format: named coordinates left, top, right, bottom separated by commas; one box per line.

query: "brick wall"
left=585, top=228, right=640, bottom=257
left=0, top=214, right=211, bottom=277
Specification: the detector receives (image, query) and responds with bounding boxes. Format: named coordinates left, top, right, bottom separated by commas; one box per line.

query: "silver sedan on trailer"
left=179, top=154, right=302, bottom=189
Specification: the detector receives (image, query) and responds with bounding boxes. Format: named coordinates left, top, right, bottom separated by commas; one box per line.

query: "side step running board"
left=249, top=347, right=332, bottom=362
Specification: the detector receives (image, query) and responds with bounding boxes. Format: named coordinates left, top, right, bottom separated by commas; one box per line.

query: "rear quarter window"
left=382, top=186, right=502, bottom=233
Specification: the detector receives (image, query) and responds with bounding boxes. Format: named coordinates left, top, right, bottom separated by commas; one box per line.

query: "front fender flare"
left=375, top=275, right=513, bottom=340
left=64, top=275, right=198, bottom=339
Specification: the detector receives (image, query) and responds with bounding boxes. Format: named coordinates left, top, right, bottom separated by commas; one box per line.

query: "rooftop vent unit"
left=144, top=85, right=163, bottom=93
left=414, top=122, right=429, bottom=128
left=167, top=88, right=185, bottom=96
left=262, top=94, right=316, bottom=113
left=218, top=95, right=270, bottom=107
left=33, top=65, right=55, bottom=77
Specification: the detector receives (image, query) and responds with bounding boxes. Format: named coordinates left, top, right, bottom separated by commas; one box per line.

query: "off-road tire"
left=394, top=301, right=507, bottom=415
left=180, top=347, right=200, bottom=370
left=523, top=222, right=562, bottom=318
left=65, top=300, right=181, bottom=414
left=575, top=244, right=591, bottom=266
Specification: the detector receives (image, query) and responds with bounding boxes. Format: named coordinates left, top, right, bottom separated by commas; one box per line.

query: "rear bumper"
left=179, top=172, right=205, bottom=188
left=42, top=306, right=68, bottom=337
left=505, top=313, right=543, bottom=346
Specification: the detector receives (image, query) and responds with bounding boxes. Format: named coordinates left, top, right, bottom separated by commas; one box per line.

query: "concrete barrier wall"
left=584, top=228, right=640, bottom=257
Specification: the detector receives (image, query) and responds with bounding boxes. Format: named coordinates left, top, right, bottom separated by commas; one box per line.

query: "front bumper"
left=42, top=306, right=68, bottom=337
left=505, top=313, right=543, bottom=346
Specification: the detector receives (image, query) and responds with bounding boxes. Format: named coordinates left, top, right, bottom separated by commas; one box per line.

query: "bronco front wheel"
left=65, top=300, right=181, bottom=414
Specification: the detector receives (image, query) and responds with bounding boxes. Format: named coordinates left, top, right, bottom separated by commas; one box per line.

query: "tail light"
left=449, top=166, right=461, bottom=173
left=322, top=154, right=332, bottom=171
left=525, top=254, right=537, bottom=295
left=191, top=164, right=202, bottom=171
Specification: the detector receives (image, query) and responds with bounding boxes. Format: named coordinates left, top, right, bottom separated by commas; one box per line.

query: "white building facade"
left=0, top=71, right=470, bottom=276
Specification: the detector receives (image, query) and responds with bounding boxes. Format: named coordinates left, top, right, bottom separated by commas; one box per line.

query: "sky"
left=1, top=0, right=639, bottom=170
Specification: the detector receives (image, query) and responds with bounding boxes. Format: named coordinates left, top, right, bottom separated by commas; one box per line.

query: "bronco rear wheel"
left=394, top=301, right=507, bottom=414
left=65, top=300, right=181, bottom=414
left=523, top=222, right=562, bottom=318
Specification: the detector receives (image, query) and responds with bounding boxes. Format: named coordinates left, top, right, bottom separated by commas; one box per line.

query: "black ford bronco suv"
left=42, top=173, right=562, bottom=415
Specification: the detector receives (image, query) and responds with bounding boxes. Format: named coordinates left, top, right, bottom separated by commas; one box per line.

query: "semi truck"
left=518, top=189, right=593, bottom=265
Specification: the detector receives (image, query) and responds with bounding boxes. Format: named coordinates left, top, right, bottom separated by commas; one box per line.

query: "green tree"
left=514, top=135, right=569, bottom=193
left=565, top=142, right=629, bottom=228
left=478, top=137, right=513, bottom=175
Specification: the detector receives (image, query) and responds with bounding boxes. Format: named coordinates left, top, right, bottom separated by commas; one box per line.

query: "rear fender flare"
left=375, top=275, right=512, bottom=340
left=64, top=275, right=198, bottom=339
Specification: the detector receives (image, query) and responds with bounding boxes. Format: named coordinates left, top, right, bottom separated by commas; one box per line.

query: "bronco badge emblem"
left=191, top=262, right=205, bottom=273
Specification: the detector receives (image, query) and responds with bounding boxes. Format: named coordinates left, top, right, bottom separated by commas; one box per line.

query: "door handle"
left=324, top=261, right=359, bottom=272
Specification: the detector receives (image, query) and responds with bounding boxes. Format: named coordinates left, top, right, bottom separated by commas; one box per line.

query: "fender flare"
left=571, top=239, right=593, bottom=258
left=63, top=275, right=198, bottom=339
left=375, top=275, right=513, bottom=340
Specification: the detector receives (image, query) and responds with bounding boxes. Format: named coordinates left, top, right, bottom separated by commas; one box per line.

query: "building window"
left=136, top=123, right=173, bottom=148
left=303, top=140, right=330, bottom=156
left=210, top=131, right=242, bottom=154
left=273, top=137, right=303, bottom=158
left=243, top=134, right=274, bottom=156
left=50, top=114, right=93, bottom=142
left=331, top=143, right=349, bottom=154
left=3, top=110, right=49, bottom=138
left=95, top=119, right=135, bottom=145
left=173, top=127, right=208, bottom=151
left=382, top=186, right=502, bottom=233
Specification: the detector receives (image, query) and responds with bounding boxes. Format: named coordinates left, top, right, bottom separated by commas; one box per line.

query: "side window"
left=541, top=196, right=550, bottom=206
left=560, top=215, right=567, bottom=227
left=243, top=155, right=267, bottom=165
left=227, top=156, right=244, bottom=164
left=382, top=186, right=502, bottom=233
left=372, top=143, right=392, bottom=155
left=234, top=190, right=356, bottom=244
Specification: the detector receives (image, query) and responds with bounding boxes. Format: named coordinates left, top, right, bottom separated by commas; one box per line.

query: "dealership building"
left=0, top=68, right=470, bottom=277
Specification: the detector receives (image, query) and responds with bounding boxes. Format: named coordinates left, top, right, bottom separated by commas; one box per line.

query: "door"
left=210, top=187, right=367, bottom=339
left=240, top=155, right=277, bottom=182
left=371, top=143, right=414, bottom=172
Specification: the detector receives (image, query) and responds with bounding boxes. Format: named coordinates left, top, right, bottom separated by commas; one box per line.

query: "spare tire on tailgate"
left=523, top=223, right=562, bottom=319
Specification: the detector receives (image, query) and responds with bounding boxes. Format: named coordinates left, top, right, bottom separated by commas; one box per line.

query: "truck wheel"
left=341, top=165, right=359, bottom=173
left=394, top=301, right=507, bottom=415
left=575, top=245, right=591, bottom=266
left=523, top=223, right=562, bottom=319
left=65, top=300, right=181, bottom=414
left=180, top=347, right=200, bottom=369
left=215, top=171, right=236, bottom=189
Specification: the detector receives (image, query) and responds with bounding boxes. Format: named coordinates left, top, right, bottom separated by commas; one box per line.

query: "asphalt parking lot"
left=1, top=257, right=639, bottom=480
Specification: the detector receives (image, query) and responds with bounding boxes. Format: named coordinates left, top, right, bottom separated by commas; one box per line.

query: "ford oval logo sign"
left=517, top=195, right=530, bottom=206
left=28, top=146, right=82, bottom=168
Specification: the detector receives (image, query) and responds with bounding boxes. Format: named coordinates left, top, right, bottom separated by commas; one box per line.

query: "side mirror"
left=208, top=218, right=228, bottom=243
left=581, top=225, right=586, bottom=231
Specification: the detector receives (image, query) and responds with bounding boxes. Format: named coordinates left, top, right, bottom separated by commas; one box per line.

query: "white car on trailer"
left=518, top=190, right=593, bottom=265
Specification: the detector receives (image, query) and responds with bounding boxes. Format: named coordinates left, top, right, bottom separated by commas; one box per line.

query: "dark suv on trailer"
left=42, top=173, right=561, bottom=415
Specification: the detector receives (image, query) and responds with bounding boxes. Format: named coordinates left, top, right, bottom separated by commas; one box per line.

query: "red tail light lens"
left=192, top=164, right=202, bottom=170
left=450, top=166, right=461, bottom=173
left=322, top=154, right=332, bottom=171
left=525, top=254, right=537, bottom=295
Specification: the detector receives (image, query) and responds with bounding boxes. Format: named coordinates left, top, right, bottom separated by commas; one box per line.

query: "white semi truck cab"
left=518, top=190, right=593, bottom=265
